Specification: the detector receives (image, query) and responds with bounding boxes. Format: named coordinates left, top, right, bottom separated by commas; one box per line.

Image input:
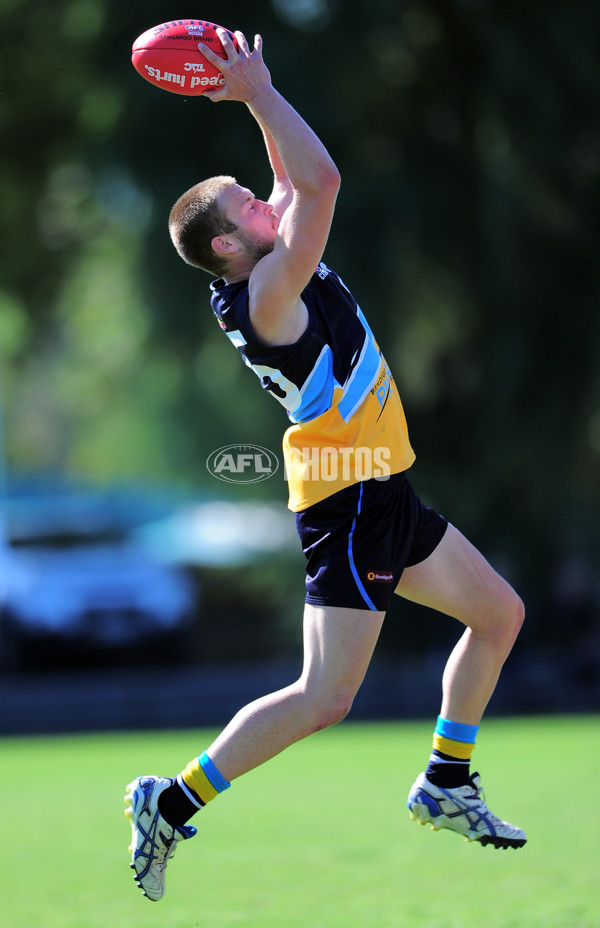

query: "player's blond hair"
left=169, top=175, right=238, bottom=276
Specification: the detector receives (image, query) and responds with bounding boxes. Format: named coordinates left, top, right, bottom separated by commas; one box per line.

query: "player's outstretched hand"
left=198, top=30, right=271, bottom=103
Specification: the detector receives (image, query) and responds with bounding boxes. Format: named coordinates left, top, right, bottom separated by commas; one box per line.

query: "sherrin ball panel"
left=131, top=19, right=238, bottom=96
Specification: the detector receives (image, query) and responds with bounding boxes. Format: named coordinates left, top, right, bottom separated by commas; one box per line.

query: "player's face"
left=219, top=184, right=279, bottom=258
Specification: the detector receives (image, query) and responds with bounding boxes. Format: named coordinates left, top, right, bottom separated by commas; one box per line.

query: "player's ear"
left=211, top=235, right=239, bottom=256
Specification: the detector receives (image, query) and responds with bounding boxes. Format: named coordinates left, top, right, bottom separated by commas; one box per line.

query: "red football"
left=131, top=20, right=238, bottom=95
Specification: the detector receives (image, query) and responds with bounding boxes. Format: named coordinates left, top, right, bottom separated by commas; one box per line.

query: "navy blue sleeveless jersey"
left=210, top=261, right=415, bottom=510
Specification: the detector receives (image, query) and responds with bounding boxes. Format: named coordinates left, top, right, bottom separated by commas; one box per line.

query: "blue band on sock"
left=435, top=715, right=479, bottom=744
left=198, top=751, right=231, bottom=792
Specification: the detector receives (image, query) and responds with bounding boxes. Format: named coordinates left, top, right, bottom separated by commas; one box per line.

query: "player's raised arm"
left=256, top=119, right=294, bottom=219
left=199, top=30, right=341, bottom=344
left=199, top=30, right=293, bottom=211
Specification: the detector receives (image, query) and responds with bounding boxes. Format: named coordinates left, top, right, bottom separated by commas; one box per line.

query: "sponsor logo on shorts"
left=367, top=570, right=395, bottom=583
left=207, top=444, right=280, bottom=484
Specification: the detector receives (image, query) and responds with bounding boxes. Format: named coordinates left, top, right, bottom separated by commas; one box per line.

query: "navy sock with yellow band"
left=179, top=751, right=231, bottom=807
left=158, top=751, right=231, bottom=827
left=425, top=716, right=478, bottom=788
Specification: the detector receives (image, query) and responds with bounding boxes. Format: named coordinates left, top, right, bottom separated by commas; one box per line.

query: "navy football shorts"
left=294, top=471, right=448, bottom=612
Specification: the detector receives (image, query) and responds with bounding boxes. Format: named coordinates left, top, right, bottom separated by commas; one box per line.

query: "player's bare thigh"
left=299, top=603, right=386, bottom=718
left=394, top=523, right=524, bottom=633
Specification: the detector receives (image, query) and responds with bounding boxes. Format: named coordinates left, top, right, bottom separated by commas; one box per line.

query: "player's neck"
left=222, top=256, right=256, bottom=285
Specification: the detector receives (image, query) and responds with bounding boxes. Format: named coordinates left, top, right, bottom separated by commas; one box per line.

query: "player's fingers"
left=202, top=88, right=226, bottom=102
left=235, top=30, right=250, bottom=54
left=197, top=41, right=222, bottom=63
left=253, top=34, right=263, bottom=56
left=216, top=26, right=239, bottom=59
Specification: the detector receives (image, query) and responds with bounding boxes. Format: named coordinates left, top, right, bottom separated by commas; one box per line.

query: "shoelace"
left=459, top=782, right=509, bottom=832
left=154, top=828, right=175, bottom=868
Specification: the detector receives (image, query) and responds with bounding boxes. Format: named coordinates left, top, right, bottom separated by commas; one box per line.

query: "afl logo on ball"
left=207, top=444, right=280, bottom=484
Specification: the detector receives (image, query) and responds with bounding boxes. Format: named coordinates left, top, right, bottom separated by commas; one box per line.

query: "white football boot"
left=124, top=775, right=197, bottom=901
left=407, top=771, right=527, bottom=849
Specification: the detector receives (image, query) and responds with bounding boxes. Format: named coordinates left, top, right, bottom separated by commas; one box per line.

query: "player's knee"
left=507, top=587, right=525, bottom=631
left=308, top=687, right=355, bottom=733
left=511, top=591, right=526, bottom=637
left=495, top=586, right=525, bottom=645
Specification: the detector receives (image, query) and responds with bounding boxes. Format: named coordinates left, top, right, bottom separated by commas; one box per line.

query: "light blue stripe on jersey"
left=337, top=334, right=382, bottom=423
left=356, top=303, right=376, bottom=340
left=290, top=344, right=338, bottom=424
left=347, top=482, right=377, bottom=611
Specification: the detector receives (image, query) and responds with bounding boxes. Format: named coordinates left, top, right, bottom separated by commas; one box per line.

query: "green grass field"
left=1, top=716, right=597, bottom=928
